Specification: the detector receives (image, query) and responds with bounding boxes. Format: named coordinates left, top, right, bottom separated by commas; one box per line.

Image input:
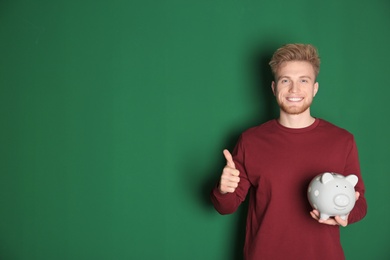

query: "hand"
left=310, top=191, right=360, bottom=227
left=218, top=149, right=240, bottom=194
left=309, top=210, right=349, bottom=227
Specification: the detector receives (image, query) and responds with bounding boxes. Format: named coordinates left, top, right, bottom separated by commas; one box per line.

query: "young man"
left=210, top=44, right=367, bottom=260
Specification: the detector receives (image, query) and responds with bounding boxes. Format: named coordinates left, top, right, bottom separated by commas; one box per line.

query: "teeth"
left=287, top=97, right=303, bottom=102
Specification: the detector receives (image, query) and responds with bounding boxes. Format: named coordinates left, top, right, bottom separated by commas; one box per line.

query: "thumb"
left=355, top=191, right=360, bottom=201
left=223, top=149, right=236, bottom=169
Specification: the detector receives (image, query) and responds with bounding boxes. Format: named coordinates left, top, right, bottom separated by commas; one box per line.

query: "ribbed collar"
left=274, top=118, right=320, bottom=133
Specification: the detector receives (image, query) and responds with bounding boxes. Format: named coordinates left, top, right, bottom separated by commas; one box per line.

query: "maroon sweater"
left=211, top=119, right=367, bottom=260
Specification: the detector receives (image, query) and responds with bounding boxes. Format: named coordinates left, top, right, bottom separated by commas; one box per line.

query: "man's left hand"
left=309, top=191, right=360, bottom=227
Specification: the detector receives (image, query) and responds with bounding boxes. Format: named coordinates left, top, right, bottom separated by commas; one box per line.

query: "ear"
left=346, top=174, right=358, bottom=187
left=271, top=81, right=276, bottom=96
left=313, top=82, right=319, bottom=97
left=321, top=172, right=334, bottom=184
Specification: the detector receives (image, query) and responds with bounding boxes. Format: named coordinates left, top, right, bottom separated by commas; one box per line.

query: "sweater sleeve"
left=210, top=135, right=252, bottom=215
left=344, top=137, right=367, bottom=224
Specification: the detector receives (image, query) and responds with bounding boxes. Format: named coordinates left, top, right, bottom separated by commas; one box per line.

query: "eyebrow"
left=278, top=75, right=313, bottom=80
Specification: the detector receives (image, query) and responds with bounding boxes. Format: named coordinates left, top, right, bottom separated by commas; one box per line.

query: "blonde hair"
left=269, top=43, right=320, bottom=79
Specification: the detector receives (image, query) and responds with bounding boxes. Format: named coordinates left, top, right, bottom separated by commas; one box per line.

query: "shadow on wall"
left=201, top=42, right=280, bottom=260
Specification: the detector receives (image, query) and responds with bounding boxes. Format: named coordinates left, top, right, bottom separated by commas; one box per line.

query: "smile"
left=334, top=207, right=346, bottom=211
left=286, top=97, right=303, bottom=102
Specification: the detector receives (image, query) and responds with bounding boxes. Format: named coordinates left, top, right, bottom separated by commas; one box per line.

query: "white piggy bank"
left=307, top=172, right=358, bottom=220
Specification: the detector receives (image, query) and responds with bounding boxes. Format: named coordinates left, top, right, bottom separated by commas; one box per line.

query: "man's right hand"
left=218, top=149, right=240, bottom=194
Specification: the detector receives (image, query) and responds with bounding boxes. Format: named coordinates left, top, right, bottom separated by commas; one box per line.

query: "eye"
left=279, top=78, right=289, bottom=84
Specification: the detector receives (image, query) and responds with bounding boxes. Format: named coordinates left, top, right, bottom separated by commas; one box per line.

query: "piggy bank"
left=307, top=172, right=358, bottom=220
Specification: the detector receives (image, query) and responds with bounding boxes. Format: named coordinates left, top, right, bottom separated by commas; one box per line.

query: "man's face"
left=271, top=61, right=319, bottom=115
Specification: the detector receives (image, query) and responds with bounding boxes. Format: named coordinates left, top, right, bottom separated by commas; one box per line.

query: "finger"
left=334, top=216, right=348, bottom=227
left=221, top=174, right=240, bottom=185
left=223, top=149, right=236, bottom=169
left=222, top=186, right=237, bottom=193
left=355, top=191, right=360, bottom=201
left=318, top=218, right=338, bottom=225
left=224, top=181, right=239, bottom=189
left=219, top=179, right=239, bottom=193
left=222, top=166, right=240, bottom=178
left=311, top=209, right=320, bottom=217
left=310, top=211, right=319, bottom=220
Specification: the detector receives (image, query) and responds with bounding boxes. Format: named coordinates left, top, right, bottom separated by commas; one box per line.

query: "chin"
left=280, top=103, right=311, bottom=115
left=281, top=107, right=307, bottom=115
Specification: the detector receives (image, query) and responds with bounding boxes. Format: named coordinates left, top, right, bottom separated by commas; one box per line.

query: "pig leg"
left=320, top=213, right=330, bottom=220
left=340, top=215, right=347, bottom=220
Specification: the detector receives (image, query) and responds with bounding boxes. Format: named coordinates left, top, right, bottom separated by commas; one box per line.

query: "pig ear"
left=321, top=172, right=334, bottom=184
left=346, top=174, right=358, bottom=187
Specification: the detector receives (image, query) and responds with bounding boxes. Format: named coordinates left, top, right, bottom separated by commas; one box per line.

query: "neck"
left=278, top=110, right=316, bottom=129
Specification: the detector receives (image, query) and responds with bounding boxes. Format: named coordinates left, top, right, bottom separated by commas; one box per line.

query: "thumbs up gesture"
left=218, top=149, right=240, bottom=194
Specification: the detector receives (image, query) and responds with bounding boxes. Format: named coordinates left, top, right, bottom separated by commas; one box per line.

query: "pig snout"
left=334, top=194, right=350, bottom=207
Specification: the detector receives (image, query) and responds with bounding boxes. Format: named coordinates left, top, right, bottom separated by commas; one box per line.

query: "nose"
left=289, top=82, right=299, bottom=93
left=334, top=194, right=350, bottom=207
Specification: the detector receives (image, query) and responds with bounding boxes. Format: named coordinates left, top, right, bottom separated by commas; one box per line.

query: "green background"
left=1, top=0, right=389, bottom=259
